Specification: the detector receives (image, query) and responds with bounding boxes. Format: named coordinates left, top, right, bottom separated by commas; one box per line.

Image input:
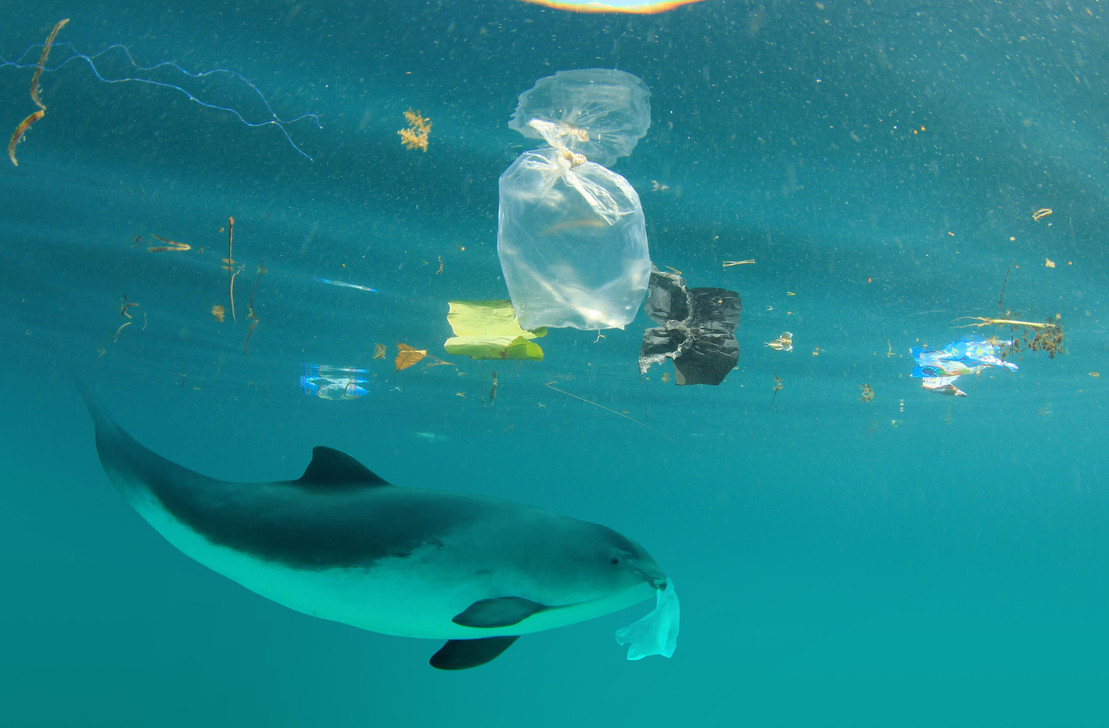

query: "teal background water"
left=2, top=1, right=1108, bottom=725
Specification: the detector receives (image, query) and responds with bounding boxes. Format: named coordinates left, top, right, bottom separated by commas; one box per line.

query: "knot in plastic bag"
left=510, top=69, right=651, bottom=167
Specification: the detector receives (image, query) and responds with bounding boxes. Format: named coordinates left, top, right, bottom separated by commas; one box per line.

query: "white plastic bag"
left=498, top=145, right=650, bottom=330
left=498, top=69, right=653, bottom=331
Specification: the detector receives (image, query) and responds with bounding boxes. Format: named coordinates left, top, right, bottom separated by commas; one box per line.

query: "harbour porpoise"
left=80, top=389, right=667, bottom=669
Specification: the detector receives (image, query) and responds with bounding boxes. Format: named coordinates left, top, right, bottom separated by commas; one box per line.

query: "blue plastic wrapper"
left=300, top=364, right=370, bottom=400
left=910, top=336, right=1017, bottom=396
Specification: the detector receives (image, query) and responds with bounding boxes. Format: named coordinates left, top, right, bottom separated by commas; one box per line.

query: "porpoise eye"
left=610, top=557, right=620, bottom=565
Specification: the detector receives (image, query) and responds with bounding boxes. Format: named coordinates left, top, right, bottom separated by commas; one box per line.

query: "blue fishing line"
left=1, top=40, right=321, bottom=160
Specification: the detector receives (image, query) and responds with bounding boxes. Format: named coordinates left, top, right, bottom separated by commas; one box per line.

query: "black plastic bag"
left=639, top=269, right=741, bottom=386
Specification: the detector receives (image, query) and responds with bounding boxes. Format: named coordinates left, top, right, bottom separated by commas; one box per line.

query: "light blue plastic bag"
left=616, top=580, right=680, bottom=660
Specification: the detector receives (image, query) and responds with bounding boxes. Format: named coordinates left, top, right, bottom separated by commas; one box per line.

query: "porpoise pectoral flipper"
left=452, top=597, right=549, bottom=628
left=79, top=385, right=668, bottom=669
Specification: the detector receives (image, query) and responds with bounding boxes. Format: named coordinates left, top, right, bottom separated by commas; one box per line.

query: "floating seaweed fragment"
left=112, top=321, right=131, bottom=342
left=147, top=234, right=191, bottom=252
left=395, top=343, right=426, bottom=371
left=770, top=371, right=783, bottom=410
left=119, top=294, right=138, bottom=320
left=859, top=384, right=874, bottom=403
left=222, top=216, right=244, bottom=322
left=211, top=304, right=225, bottom=322
left=7, top=18, right=68, bottom=166
left=1032, top=208, right=1053, bottom=221
left=395, top=342, right=452, bottom=371
left=2, top=21, right=319, bottom=159
left=486, top=370, right=499, bottom=409
left=242, top=263, right=266, bottom=355
left=955, top=316, right=1065, bottom=359
left=28, top=20, right=70, bottom=109
left=7, top=110, right=44, bottom=166
left=1021, top=319, right=1065, bottom=359
left=112, top=294, right=138, bottom=342
left=398, top=109, right=431, bottom=151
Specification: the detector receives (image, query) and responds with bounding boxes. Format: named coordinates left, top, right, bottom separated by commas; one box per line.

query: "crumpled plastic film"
left=509, top=68, right=651, bottom=167
left=639, top=269, right=741, bottom=385
left=443, top=299, right=546, bottom=360
left=910, top=335, right=1017, bottom=397
left=300, top=364, right=370, bottom=400
left=616, top=580, right=680, bottom=661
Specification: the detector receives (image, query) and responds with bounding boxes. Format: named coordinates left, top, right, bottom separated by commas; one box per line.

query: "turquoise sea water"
left=2, top=1, right=1108, bottom=725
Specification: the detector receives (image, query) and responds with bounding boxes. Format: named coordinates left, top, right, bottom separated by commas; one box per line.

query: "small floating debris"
left=765, top=332, right=793, bottom=352
left=315, top=277, right=378, bottom=293
left=300, top=364, right=370, bottom=400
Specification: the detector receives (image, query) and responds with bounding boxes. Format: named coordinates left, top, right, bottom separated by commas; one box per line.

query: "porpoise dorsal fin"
left=451, top=597, right=548, bottom=628
left=430, top=636, right=520, bottom=670
left=296, top=446, right=392, bottom=488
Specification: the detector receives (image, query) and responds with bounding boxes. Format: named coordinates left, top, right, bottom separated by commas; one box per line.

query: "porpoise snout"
left=631, top=556, right=667, bottom=590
